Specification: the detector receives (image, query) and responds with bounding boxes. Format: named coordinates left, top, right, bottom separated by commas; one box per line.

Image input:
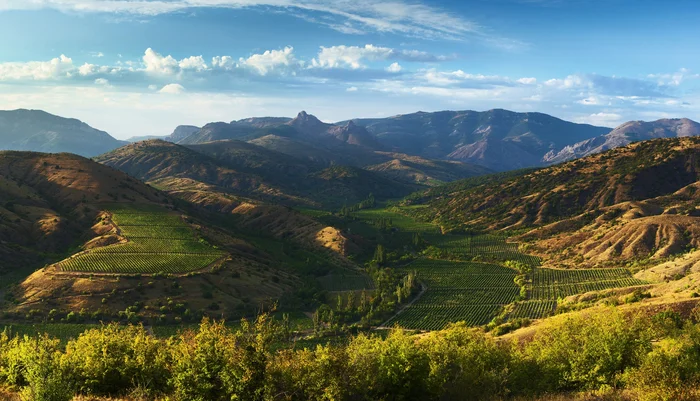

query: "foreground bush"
left=1, top=307, right=700, bottom=400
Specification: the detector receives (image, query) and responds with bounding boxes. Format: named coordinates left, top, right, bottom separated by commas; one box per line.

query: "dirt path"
left=375, top=281, right=427, bottom=329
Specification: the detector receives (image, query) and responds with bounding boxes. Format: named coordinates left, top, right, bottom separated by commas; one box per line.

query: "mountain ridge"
left=0, top=109, right=127, bottom=156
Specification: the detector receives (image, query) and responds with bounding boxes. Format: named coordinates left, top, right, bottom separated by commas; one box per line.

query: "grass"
left=56, top=206, right=225, bottom=274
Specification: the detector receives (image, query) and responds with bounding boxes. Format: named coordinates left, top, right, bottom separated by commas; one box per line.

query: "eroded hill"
left=404, top=137, right=700, bottom=269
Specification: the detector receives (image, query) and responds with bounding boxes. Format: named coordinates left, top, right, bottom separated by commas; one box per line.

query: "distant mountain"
left=178, top=122, right=298, bottom=145
left=343, top=109, right=612, bottom=171
left=0, top=109, right=127, bottom=156
left=232, top=117, right=292, bottom=128
left=168, top=125, right=200, bottom=143
left=126, top=135, right=169, bottom=142
left=544, top=118, right=700, bottom=164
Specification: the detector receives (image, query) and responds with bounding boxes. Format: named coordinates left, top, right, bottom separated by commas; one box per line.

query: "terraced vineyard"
left=427, top=234, right=541, bottom=267
left=57, top=206, right=226, bottom=274
left=349, top=207, right=649, bottom=329
left=506, top=300, right=557, bottom=320
left=386, top=259, right=519, bottom=330
left=530, top=268, right=647, bottom=300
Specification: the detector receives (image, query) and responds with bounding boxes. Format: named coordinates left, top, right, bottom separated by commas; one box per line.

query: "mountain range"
left=2, top=108, right=700, bottom=173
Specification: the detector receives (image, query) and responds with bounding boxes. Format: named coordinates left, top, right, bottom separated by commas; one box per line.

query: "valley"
left=3, top=109, right=700, bottom=401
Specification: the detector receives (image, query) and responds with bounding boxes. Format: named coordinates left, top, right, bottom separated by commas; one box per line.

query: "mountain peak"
left=293, top=110, right=321, bottom=124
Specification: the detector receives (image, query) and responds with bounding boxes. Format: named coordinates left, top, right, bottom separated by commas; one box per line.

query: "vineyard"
left=354, top=207, right=653, bottom=330
left=352, top=209, right=441, bottom=233
left=57, top=207, right=226, bottom=274
left=386, top=259, right=519, bottom=330
left=530, top=268, right=647, bottom=301
left=506, top=300, right=557, bottom=320
left=426, top=234, right=541, bottom=267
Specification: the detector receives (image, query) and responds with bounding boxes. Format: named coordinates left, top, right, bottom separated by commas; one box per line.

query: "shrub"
left=63, top=324, right=169, bottom=397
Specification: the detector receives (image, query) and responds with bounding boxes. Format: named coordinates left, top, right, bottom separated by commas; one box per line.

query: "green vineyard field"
left=531, top=268, right=647, bottom=300
left=427, top=234, right=541, bottom=267
left=388, top=259, right=519, bottom=330
left=337, top=208, right=650, bottom=329
left=506, top=300, right=557, bottom=321
left=57, top=207, right=225, bottom=274
left=352, top=209, right=441, bottom=233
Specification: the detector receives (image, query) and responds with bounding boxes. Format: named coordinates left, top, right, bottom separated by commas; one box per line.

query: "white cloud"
left=1, top=1, right=494, bottom=43
left=94, top=78, right=110, bottom=85
left=239, top=47, right=297, bottom=75
left=78, top=62, right=112, bottom=76
left=386, top=62, right=402, bottom=73
left=148, top=84, right=158, bottom=90
left=212, top=55, right=236, bottom=70
left=647, top=68, right=700, bottom=86
left=517, top=77, right=536, bottom=85
left=143, top=48, right=179, bottom=75
left=420, top=69, right=508, bottom=86
left=0, top=55, right=74, bottom=80
left=346, top=86, right=358, bottom=92
left=178, top=55, right=208, bottom=71
left=574, top=112, right=624, bottom=127
left=159, top=83, right=185, bottom=94
left=311, top=44, right=446, bottom=69
left=90, top=51, right=105, bottom=58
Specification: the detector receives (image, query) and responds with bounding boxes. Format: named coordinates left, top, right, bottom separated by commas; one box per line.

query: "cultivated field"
left=387, top=259, right=519, bottom=329
left=530, top=268, right=647, bottom=301
left=57, top=206, right=226, bottom=274
left=358, top=207, right=649, bottom=330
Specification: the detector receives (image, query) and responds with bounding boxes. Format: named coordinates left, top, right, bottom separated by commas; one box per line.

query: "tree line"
left=2, top=306, right=700, bottom=401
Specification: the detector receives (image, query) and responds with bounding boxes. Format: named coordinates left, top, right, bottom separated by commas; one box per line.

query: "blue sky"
left=0, top=0, right=699, bottom=139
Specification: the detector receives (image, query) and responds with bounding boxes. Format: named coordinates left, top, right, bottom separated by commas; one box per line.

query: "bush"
left=629, top=324, right=700, bottom=401
left=522, top=307, right=651, bottom=391
left=0, top=334, right=72, bottom=401
left=63, top=324, right=169, bottom=397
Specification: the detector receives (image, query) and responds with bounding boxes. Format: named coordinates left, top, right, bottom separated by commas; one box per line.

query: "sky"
left=0, top=0, right=699, bottom=139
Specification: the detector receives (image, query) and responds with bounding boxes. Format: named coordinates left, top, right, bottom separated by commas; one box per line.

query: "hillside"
left=0, top=109, right=127, bottom=156
left=404, top=136, right=700, bottom=268
left=545, top=118, right=700, bottom=163
left=0, top=151, right=165, bottom=275
left=95, top=140, right=419, bottom=208
left=0, top=150, right=367, bottom=324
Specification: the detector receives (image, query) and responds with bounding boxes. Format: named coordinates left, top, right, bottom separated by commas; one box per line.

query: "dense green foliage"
left=58, top=206, right=225, bottom=274
left=2, top=308, right=700, bottom=400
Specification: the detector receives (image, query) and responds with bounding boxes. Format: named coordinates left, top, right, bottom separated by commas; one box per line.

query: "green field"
left=426, top=234, right=541, bottom=267
left=353, top=207, right=649, bottom=330
left=506, top=300, right=557, bottom=321
left=57, top=206, right=225, bottom=274
left=386, top=259, right=519, bottom=330
left=530, top=268, right=647, bottom=301
left=352, top=209, right=441, bottom=233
